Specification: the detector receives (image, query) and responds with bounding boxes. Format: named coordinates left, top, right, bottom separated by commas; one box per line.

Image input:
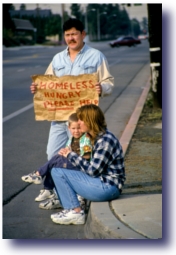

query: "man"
left=31, top=18, right=114, bottom=161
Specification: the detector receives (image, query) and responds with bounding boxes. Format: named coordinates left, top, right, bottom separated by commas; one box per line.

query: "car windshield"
left=117, top=37, right=124, bottom=41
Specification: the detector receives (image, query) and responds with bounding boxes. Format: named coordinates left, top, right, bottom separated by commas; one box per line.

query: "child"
left=21, top=113, right=92, bottom=209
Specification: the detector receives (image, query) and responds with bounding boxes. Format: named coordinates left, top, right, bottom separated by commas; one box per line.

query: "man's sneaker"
left=21, top=171, right=42, bottom=185
left=35, top=189, right=55, bottom=202
left=39, top=196, right=62, bottom=210
left=51, top=209, right=85, bottom=225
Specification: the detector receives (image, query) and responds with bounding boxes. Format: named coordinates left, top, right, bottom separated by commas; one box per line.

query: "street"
left=3, top=40, right=150, bottom=238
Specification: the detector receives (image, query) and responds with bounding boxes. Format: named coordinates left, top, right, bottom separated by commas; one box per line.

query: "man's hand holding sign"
left=32, top=73, right=99, bottom=121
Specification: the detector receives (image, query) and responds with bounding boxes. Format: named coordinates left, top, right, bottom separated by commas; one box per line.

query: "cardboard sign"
left=32, top=73, right=99, bottom=121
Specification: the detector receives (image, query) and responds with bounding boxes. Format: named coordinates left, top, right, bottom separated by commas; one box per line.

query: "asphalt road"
left=3, top=40, right=150, bottom=238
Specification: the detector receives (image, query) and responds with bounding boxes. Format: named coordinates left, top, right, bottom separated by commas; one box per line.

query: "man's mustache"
left=69, top=40, right=76, bottom=44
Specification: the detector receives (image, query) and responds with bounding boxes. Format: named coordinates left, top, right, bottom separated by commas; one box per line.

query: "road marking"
left=109, top=59, right=121, bottom=66
left=17, top=69, right=25, bottom=72
left=3, top=54, right=39, bottom=64
left=3, top=103, right=34, bottom=123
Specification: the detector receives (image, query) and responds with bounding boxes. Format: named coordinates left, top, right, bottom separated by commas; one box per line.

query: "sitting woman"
left=51, top=104, right=126, bottom=225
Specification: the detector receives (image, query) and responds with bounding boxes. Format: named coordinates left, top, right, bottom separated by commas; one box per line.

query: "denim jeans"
left=46, top=121, right=71, bottom=160
left=51, top=167, right=120, bottom=210
left=38, top=154, right=79, bottom=190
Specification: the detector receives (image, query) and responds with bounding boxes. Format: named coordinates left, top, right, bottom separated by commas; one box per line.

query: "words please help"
left=32, top=73, right=99, bottom=121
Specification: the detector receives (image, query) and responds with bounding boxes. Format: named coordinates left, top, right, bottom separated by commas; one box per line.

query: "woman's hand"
left=58, top=148, right=66, bottom=156
left=58, top=147, right=71, bottom=157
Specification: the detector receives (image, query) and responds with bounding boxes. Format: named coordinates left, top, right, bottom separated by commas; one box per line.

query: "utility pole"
left=97, top=9, right=100, bottom=41
left=147, top=4, right=162, bottom=108
left=97, top=9, right=107, bottom=41
left=61, top=4, right=65, bottom=43
left=36, top=4, right=40, bottom=41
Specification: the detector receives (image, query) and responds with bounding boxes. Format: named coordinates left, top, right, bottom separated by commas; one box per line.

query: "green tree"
left=119, top=7, right=131, bottom=35
left=70, top=4, right=83, bottom=22
left=3, top=4, right=18, bottom=46
left=9, top=4, right=15, bottom=10
left=103, top=4, right=122, bottom=38
left=141, top=17, right=148, bottom=34
left=63, top=11, right=70, bottom=23
left=44, top=15, right=62, bottom=39
left=20, top=4, right=26, bottom=10
left=66, top=3, right=133, bottom=41
left=131, top=18, right=141, bottom=37
left=86, top=4, right=101, bottom=40
left=3, top=4, right=15, bottom=30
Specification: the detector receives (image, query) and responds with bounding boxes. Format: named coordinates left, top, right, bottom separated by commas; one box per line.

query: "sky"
left=12, top=2, right=148, bottom=23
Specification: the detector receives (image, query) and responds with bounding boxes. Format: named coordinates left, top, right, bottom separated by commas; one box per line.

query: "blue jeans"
left=46, top=121, right=71, bottom=160
left=51, top=168, right=120, bottom=210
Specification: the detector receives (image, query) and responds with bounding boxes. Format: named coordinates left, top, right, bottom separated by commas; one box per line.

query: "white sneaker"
left=77, top=195, right=86, bottom=210
left=51, top=211, right=62, bottom=220
left=39, top=196, right=62, bottom=210
left=35, top=189, right=55, bottom=202
left=21, top=171, right=42, bottom=185
left=51, top=209, right=85, bottom=225
left=77, top=195, right=84, bottom=202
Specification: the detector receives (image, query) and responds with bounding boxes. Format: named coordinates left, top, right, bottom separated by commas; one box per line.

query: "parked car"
left=109, top=36, right=141, bottom=47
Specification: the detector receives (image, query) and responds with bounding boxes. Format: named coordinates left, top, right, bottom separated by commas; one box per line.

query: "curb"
left=84, top=202, right=147, bottom=239
left=119, top=77, right=151, bottom=156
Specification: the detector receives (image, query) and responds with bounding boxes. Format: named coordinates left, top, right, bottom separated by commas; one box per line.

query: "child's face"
left=68, top=121, right=83, bottom=138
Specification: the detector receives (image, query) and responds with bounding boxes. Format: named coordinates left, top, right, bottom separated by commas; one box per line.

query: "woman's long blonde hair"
left=76, top=104, right=107, bottom=141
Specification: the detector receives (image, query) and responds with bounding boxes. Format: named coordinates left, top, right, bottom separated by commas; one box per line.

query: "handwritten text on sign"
left=32, top=73, right=99, bottom=121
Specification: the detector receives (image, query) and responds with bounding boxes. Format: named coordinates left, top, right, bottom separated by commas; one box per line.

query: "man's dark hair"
left=63, top=18, right=84, bottom=32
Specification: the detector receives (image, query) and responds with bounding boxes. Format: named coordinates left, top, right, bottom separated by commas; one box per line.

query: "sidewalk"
left=84, top=64, right=162, bottom=239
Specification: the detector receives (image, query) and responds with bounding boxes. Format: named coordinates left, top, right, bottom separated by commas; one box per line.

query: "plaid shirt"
left=67, top=129, right=126, bottom=191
